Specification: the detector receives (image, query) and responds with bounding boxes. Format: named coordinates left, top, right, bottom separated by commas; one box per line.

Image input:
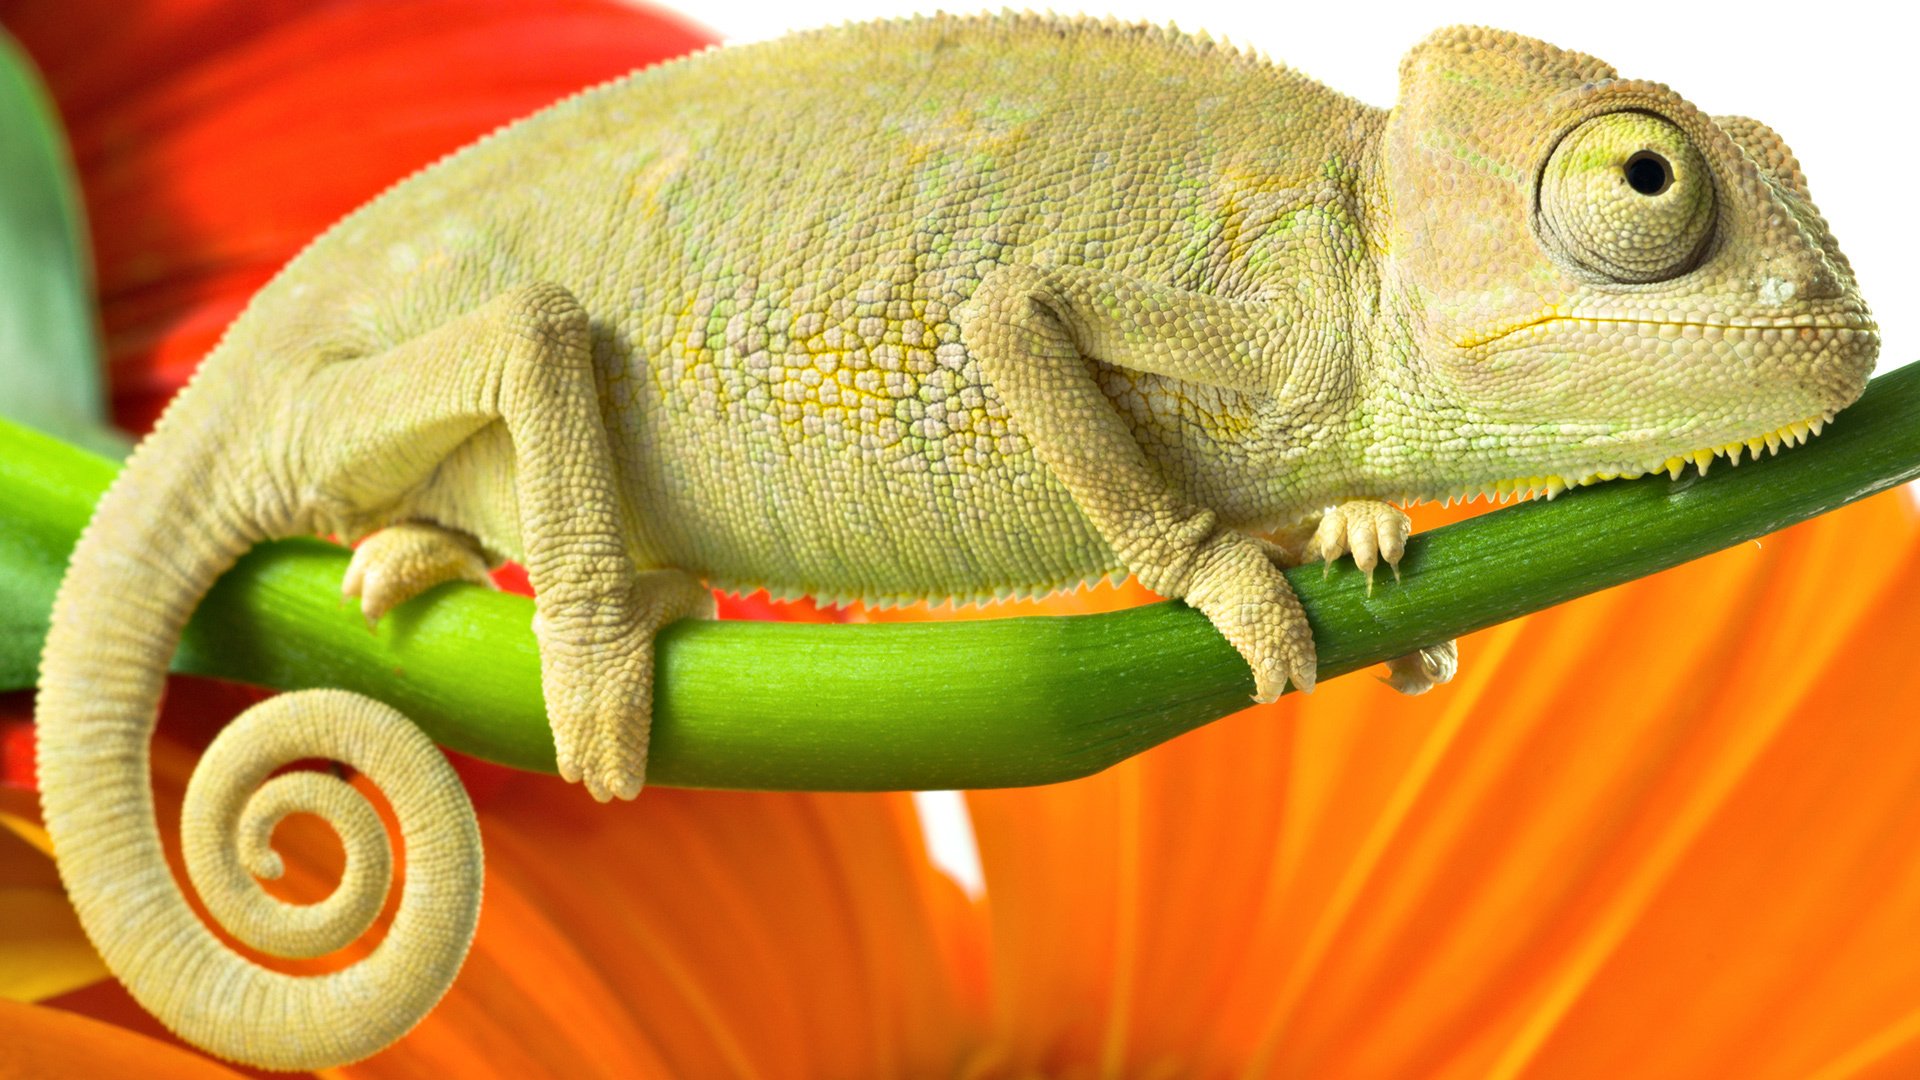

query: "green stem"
left=4, top=366, right=1918, bottom=790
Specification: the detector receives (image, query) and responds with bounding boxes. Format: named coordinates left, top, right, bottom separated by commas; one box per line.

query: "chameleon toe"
left=341, top=522, right=493, bottom=626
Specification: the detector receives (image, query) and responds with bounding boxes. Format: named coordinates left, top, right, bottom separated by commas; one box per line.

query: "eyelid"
left=1536, top=113, right=1714, bottom=284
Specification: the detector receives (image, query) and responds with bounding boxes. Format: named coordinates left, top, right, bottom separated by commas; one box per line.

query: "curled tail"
left=35, top=370, right=483, bottom=1070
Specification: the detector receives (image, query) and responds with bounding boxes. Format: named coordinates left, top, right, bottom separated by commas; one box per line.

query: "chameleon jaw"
left=1421, top=408, right=1838, bottom=508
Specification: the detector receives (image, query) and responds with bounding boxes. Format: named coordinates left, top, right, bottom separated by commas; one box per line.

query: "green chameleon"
left=34, top=14, right=1877, bottom=1070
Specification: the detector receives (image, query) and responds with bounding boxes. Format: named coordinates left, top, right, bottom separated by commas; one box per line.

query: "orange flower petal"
left=343, top=779, right=987, bottom=1076
left=0, top=997, right=247, bottom=1078
left=971, top=489, right=1920, bottom=1077
left=0, top=808, right=109, bottom=1003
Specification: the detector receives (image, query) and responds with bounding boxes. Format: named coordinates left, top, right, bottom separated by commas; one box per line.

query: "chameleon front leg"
left=1271, top=501, right=1459, bottom=695
left=960, top=265, right=1316, bottom=700
left=303, top=282, right=706, bottom=800
left=1302, top=500, right=1411, bottom=592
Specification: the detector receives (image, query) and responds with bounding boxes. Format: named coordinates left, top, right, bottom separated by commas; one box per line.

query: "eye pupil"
left=1625, top=151, right=1672, bottom=196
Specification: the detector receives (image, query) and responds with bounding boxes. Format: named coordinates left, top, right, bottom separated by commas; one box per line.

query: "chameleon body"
left=34, top=15, right=1877, bottom=1069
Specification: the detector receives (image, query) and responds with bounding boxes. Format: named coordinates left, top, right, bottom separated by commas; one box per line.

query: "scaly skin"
left=34, top=16, right=1878, bottom=1069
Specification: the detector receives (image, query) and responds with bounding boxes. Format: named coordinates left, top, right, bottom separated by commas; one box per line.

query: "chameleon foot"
left=1382, top=639, right=1459, bottom=695
left=1282, top=503, right=1458, bottom=695
left=539, top=568, right=714, bottom=802
left=1303, top=499, right=1412, bottom=593
left=342, top=522, right=495, bottom=626
left=1183, top=530, right=1318, bottom=702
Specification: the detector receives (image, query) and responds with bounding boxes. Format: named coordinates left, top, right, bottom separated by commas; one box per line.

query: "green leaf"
left=2, top=360, right=1916, bottom=789
left=0, top=29, right=127, bottom=690
left=0, top=29, right=122, bottom=457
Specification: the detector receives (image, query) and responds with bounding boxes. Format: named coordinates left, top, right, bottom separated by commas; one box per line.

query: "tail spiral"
left=37, top=370, right=485, bottom=1069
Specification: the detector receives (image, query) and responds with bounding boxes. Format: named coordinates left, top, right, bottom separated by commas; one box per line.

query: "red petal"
left=1, top=0, right=713, bottom=431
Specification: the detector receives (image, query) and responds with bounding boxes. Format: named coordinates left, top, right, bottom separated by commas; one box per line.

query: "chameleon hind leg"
left=301, top=282, right=705, bottom=800
left=962, top=264, right=1315, bottom=701
left=1269, top=500, right=1458, bottom=695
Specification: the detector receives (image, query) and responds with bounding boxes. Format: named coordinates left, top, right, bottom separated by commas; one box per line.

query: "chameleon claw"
left=342, top=523, right=493, bottom=629
left=1306, top=500, right=1410, bottom=594
left=1382, top=640, right=1459, bottom=695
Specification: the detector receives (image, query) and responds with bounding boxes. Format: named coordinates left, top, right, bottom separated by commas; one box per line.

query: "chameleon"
left=34, top=13, right=1876, bottom=1070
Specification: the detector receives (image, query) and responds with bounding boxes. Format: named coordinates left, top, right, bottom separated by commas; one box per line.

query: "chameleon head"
left=1376, top=27, right=1878, bottom=491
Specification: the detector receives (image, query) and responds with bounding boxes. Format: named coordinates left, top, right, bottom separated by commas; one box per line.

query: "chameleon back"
left=241, top=14, right=1382, bottom=604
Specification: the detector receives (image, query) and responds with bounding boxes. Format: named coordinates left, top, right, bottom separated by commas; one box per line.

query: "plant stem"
left=4, top=363, right=1917, bottom=791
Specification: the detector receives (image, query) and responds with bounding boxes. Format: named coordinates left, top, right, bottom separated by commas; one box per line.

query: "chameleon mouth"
left=1456, top=313, right=1878, bottom=350
left=1425, top=408, right=1837, bottom=507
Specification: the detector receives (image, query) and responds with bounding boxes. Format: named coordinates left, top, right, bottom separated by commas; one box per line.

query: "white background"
left=674, top=0, right=1916, bottom=895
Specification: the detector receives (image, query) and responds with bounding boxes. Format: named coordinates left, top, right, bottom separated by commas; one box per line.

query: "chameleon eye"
left=1539, top=112, right=1713, bottom=283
